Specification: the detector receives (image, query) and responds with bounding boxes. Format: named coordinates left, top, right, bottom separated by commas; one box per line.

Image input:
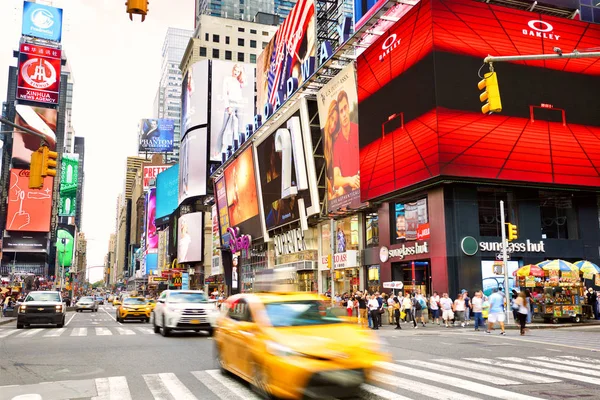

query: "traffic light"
left=507, top=223, right=518, bottom=241
left=126, top=0, right=149, bottom=21
left=478, top=71, right=502, bottom=114
left=41, top=146, right=58, bottom=177
left=29, top=147, right=44, bottom=189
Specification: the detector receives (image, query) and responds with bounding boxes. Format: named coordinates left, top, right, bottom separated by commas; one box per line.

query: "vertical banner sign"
left=146, top=189, right=158, bottom=253
left=317, top=63, right=362, bottom=212
left=58, top=153, right=79, bottom=217
left=21, top=1, right=63, bottom=42
left=211, top=204, right=221, bottom=275
left=143, top=165, right=170, bottom=190
left=17, top=43, right=61, bottom=105
left=157, top=228, right=168, bottom=270
left=214, top=176, right=231, bottom=245
left=181, top=272, right=190, bottom=290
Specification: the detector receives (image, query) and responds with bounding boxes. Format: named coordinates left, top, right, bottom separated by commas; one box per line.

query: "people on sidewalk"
left=487, top=288, right=506, bottom=335
left=453, top=292, right=467, bottom=327
left=440, top=293, right=454, bottom=328
left=368, top=295, right=381, bottom=330
left=430, top=292, right=440, bottom=325
left=402, top=292, right=417, bottom=328
left=471, top=290, right=485, bottom=331
left=515, top=291, right=529, bottom=335
left=393, top=295, right=402, bottom=329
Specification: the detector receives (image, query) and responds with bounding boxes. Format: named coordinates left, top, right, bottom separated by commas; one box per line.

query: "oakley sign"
left=523, top=20, right=560, bottom=41
left=379, top=34, right=402, bottom=62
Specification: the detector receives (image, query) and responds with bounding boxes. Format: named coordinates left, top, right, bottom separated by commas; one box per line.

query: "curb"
left=0, top=318, right=16, bottom=326
left=377, top=320, right=600, bottom=331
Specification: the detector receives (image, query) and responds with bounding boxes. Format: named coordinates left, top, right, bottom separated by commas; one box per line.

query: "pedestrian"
left=471, top=290, right=485, bottom=331
left=393, top=295, right=402, bottom=329
left=430, top=291, right=440, bottom=325
left=515, top=291, right=529, bottom=335
left=346, top=295, right=354, bottom=318
left=375, top=292, right=383, bottom=328
left=367, top=294, right=380, bottom=330
left=525, top=289, right=533, bottom=324
left=463, top=290, right=471, bottom=324
left=440, top=293, right=454, bottom=328
left=414, top=293, right=427, bottom=327
left=387, top=294, right=395, bottom=324
left=356, top=292, right=368, bottom=328
left=403, top=292, right=417, bottom=328
left=487, top=288, right=506, bottom=335
left=454, top=292, right=466, bottom=327
left=586, top=288, right=598, bottom=320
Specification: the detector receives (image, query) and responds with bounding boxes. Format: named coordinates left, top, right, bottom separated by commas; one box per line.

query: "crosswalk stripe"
left=376, top=362, right=544, bottom=400
left=466, top=358, right=600, bottom=386
left=360, top=383, right=414, bottom=400
left=93, top=376, right=132, bottom=400
left=192, top=369, right=261, bottom=400
left=116, top=327, right=136, bottom=335
left=434, top=358, right=561, bottom=384
left=95, top=327, right=112, bottom=336
left=560, top=355, right=600, bottom=365
left=43, top=328, right=66, bottom=337
left=15, top=329, right=42, bottom=338
left=530, top=356, right=600, bottom=371
left=499, top=357, right=600, bottom=378
left=0, top=329, right=19, bottom=338
left=370, top=371, right=481, bottom=400
left=71, top=327, right=87, bottom=336
left=143, top=373, right=198, bottom=400
left=397, top=359, right=519, bottom=386
left=137, top=327, right=154, bottom=334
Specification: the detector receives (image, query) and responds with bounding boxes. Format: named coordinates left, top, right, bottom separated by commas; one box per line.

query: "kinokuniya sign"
left=461, top=236, right=546, bottom=256
left=273, top=228, right=307, bottom=257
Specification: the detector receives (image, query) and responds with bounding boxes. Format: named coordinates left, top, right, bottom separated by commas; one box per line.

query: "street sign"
left=496, top=253, right=510, bottom=260
left=383, top=281, right=404, bottom=289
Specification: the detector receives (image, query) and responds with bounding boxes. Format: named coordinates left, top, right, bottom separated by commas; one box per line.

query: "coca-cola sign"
left=228, top=227, right=251, bottom=253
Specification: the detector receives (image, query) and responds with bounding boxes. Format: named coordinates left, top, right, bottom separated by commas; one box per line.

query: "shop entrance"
left=391, top=260, right=431, bottom=296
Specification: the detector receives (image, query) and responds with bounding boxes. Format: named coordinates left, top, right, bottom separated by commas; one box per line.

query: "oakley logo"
left=379, top=34, right=402, bottom=62
left=523, top=20, right=560, bottom=41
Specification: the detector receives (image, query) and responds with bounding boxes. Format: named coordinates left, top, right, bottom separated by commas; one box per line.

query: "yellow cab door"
left=225, top=298, right=256, bottom=379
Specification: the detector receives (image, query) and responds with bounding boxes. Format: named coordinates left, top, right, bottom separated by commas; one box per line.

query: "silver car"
left=75, top=296, right=98, bottom=312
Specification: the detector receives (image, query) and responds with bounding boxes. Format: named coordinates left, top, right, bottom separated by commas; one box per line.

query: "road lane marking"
left=115, top=327, right=135, bottom=335
left=560, top=355, right=600, bottom=364
left=193, top=370, right=261, bottom=400
left=136, top=327, right=154, bottom=334
left=95, top=327, right=112, bottom=336
left=499, top=357, right=600, bottom=378
left=143, top=373, right=198, bottom=400
left=396, top=359, right=519, bottom=386
left=93, top=376, right=132, bottom=400
left=361, top=383, right=413, bottom=400
left=43, top=328, right=66, bottom=337
left=15, top=329, right=42, bottom=338
left=71, top=327, right=87, bottom=336
left=0, top=329, right=19, bottom=338
left=376, top=361, right=543, bottom=400
left=434, top=358, right=560, bottom=384
left=65, top=312, right=77, bottom=326
left=460, top=331, right=600, bottom=353
left=531, top=356, right=600, bottom=370
left=370, top=370, right=481, bottom=400
left=101, top=306, right=121, bottom=325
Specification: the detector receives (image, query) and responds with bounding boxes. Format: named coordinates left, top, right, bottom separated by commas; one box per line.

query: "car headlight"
left=167, top=307, right=183, bottom=313
left=56, top=305, right=64, bottom=312
left=265, top=341, right=302, bottom=357
left=19, top=305, right=26, bottom=313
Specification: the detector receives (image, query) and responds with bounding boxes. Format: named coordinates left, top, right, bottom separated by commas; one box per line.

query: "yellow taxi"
left=214, top=293, right=389, bottom=399
left=108, top=295, right=114, bottom=303
left=146, top=299, right=157, bottom=311
left=116, top=297, right=150, bottom=323
left=112, top=296, right=121, bottom=306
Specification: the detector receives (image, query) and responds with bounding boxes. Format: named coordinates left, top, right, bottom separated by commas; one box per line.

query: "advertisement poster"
left=17, top=43, right=61, bottom=105
left=138, top=119, right=175, bottom=153
left=224, top=146, right=259, bottom=228
left=181, top=272, right=190, bottom=290
left=256, top=0, right=316, bottom=111
left=232, top=254, right=239, bottom=290
left=525, top=275, right=536, bottom=287
left=58, top=153, right=79, bottom=217
left=317, top=63, right=361, bottom=212
left=214, top=176, right=230, bottom=245
left=394, top=198, right=428, bottom=243
left=181, top=61, right=209, bottom=136
left=1, top=233, right=48, bottom=252
left=146, top=189, right=158, bottom=253
left=143, top=165, right=170, bottom=190
left=6, top=169, right=53, bottom=232
left=211, top=204, right=222, bottom=275
left=210, top=60, right=255, bottom=161
left=481, top=260, right=518, bottom=297
left=596, top=274, right=600, bottom=286
left=57, top=225, right=75, bottom=267
left=157, top=228, right=168, bottom=271
left=155, top=164, right=179, bottom=221
left=12, top=105, right=57, bottom=168
left=178, top=127, right=208, bottom=204
left=178, top=212, right=203, bottom=263
left=22, top=1, right=63, bottom=42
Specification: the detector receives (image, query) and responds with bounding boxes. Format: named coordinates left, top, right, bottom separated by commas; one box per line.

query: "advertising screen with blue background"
left=22, top=1, right=63, bottom=42
left=156, top=164, right=179, bottom=221
left=146, top=253, right=158, bottom=276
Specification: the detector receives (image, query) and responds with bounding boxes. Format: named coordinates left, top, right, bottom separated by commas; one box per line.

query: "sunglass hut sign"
left=523, top=20, right=560, bottom=41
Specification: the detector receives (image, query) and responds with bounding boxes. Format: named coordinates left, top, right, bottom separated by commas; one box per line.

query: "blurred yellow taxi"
left=116, top=297, right=150, bottom=323
left=112, top=297, right=121, bottom=306
left=146, top=299, right=157, bottom=311
left=214, top=293, right=388, bottom=399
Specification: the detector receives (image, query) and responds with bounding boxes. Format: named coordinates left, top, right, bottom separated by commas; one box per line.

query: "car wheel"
left=161, top=316, right=171, bottom=337
left=251, top=360, right=272, bottom=399
left=152, top=314, right=160, bottom=333
left=145, top=318, right=150, bottom=323
left=573, top=315, right=582, bottom=323
left=206, top=328, right=214, bottom=337
left=57, top=317, right=65, bottom=328
left=17, top=323, right=24, bottom=329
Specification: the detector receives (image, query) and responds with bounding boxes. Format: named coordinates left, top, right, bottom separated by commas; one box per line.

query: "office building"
left=195, top=0, right=297, bottom=25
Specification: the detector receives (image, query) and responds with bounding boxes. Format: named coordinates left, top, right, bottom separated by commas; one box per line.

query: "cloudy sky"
left=0, top=0, right=193, bottom=282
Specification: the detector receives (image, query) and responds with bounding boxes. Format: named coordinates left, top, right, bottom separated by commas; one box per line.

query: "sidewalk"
left=373, top=319, right=600, bottom=331
left=0, top=317, right=16, bottom=326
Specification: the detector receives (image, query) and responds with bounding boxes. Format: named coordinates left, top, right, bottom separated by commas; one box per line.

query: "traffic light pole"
left=484, top=49, right=600, bottom=65
left=500, top=200, right=511, bottom=324
left=0, top=116, right=48, bottom=144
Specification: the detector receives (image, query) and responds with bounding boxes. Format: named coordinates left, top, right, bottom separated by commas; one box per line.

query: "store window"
left=240, top=244, right=267, bottom=293
left=478, top=188, right=517, bottom=237
left=390, top=198, right=429, bottom=244
left=365, top=212, right=379, bottom=247
left=335, top=215, right=359, bottom=252
left=367, top=265, right=380, bottom=293
left=539, top=191, right=578, bottom=239
left=320, top=223, right=332, bottom=256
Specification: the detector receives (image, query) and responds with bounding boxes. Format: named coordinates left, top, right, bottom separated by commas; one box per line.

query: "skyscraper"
left=194, top=0, right=297, bottom=26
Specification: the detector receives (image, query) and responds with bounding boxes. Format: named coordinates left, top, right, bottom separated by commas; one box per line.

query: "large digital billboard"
left=6, top=169, right=53, bottom=232
left=1, top=232, right=48, bottom=253
left=17, top=43, right=61, bottom=105
left=256, top=0, right=316, bottom=112
left=155, top=164, right=179, bottom=221
left=317, top=63, right=361, bottom=212
left=357, top=0, right=600, bottom=202
left=178, top=127, right=207, bottom=204
left=143, top=165, right=170, bottom=190
left=146, top=188, right=158, bottom=253
left=138, top=119, right=175, bottom=153
left=11, top=105, right=57, bottom=168
left=22, top=1, right=63, bottom=42
left=210, top=60, right=255, bottom=162
left=178, top=212, right=203, bottom=263
left=57, top=224, right=76, bottom=268
left=182, top=61, right=209, bottom=136
left=58, top=153, right=79, bottom=217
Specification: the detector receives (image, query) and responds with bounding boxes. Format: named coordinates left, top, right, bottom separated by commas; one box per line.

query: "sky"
left=0, top=0, right=194, bottom=282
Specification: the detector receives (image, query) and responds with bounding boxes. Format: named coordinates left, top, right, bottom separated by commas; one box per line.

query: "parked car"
left=17, top=291, right=66, bottom=329
left=151, top=290, right=219, bottom=337
left=75, top=296, right=99, bottom=312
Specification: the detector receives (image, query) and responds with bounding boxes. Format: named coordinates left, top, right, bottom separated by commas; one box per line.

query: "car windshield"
left=25, top=293, right=60, bottom=302
left=80, top=297, right=94, bottom=302
left=168, top=292, right=207, bottom=303
left=264, top=300, right=343, bottom=327
left=124, top=298, right=147, bottom=305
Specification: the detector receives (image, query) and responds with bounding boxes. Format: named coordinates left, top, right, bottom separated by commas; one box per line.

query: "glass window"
left=238, top=38, right=245, bottom=46
left=205, top=33, right=209, bottom=41
left=213, top=48, right=220, bottom=58
left=213, top=34, right=220, bottom=43
left=199, top=47, right=207, bottom=57
left=250, top=54, right=256, bottom=63
left=264, top=301, right=342, bottom=327
left=226, top=36, right=230, bottom=45
left=391, top=198, right=429, bottom=244
left=123, top=298, right=147, bottom=305
left=540, top=191, right=578, bottom=239
left=250, top=29, right=256, bottom=34
left=25, top=292, right=60, bottom=302
left=262, top=41, right=268, bottom=49
left=226, top=298, right=252, bottom=321
left=225, top=50, right=232, bottom=60
left=365, top=212, right=379, bottom=247
left=237, top=52, right=244, bottom=62
left=262, top=31, right=269, bottom=36
left=250, top=40, right=257, bottom=48
left=478, top=188, right=516, bottom=237
left=238, top=27, right=245, bottom=32
left=168, top=292, right=208, bottom=303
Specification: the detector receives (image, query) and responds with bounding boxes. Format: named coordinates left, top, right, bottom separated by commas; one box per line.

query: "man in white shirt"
left=471, top=290, right=484, bottom=331
left=439, top=293, right=454, bottom=328
left=430, top=292, right=440, bottom=325
left=367, top=295, right=381, bottom=330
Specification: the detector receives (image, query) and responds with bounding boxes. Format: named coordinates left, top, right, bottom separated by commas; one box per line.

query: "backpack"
left=414, top=298, right=422, bottom=310
left=419, top=298, right=427, bottom=310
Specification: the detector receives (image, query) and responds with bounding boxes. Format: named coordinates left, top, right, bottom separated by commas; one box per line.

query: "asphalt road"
left=1, top=306, right=600, bottom=400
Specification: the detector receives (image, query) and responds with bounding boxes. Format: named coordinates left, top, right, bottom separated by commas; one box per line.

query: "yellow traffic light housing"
left=507, top=223, right=518, bottom=242
left=29, top=147, right=44, bottom=189
left=478, top=71, right=502, bottom=114
left=126, top=0, right=149, bottom=21
left=41, top=146, right=58, bottom=177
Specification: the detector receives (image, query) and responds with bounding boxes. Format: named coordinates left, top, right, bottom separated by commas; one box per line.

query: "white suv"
left=151, top=290, right=219, bottom=337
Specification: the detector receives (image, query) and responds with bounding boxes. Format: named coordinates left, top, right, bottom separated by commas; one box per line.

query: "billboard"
left=155, top=164, right=179, bottom=221
left=6, top=169, right=53, bottom=232
left=179, top=127, right=208, bottom=204
left=2, top=233, right=48, bottom=253
left=178, top=212, right=203, bottom=263
left=138, top=119, right=175, bottom=153
left=22, top=1, right=63, bottom=42
left=146, top=188, right=158, bottom=253
left=357, top=0, right=600, bottom=202
left=58, top=153, right=79, bottom=217
left=317, top=63, right=361, bottom=212
left=17, top=43, right=61, bottom=105
left=214, top=176, right=231, bottom=246
left=11, top=104, right=57, bottom=168
left=210, top=60, right=255, bottom=161
left=143, top=165, right=170, bottom=190
left=392, top=198, right=429, bottom=243
left=256, top=0, right=316, bottom=112
left=57, top=225, right=76, bottom=268
left=182, top=61, right=209, bottom=136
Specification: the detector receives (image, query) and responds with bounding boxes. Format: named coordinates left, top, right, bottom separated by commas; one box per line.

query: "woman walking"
left=393, top=296, right=402, bottom=329
left=515, top=291, right=529, bottom=335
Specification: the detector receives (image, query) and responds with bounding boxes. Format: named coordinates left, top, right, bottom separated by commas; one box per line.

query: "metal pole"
left=484, top=50, right=600, bottom=64
left=0, top=116, right=48, bottom=143
left=330, top=218, right=335, bottom=307
left=500, top=200, right=511, bottom=324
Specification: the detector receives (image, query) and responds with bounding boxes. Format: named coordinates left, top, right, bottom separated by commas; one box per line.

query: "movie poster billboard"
left=182, top=61, right=209, bottom=136
left=146, top=188, right=158, bottom=253
left=214, top=176, right=231, bottom=245
left=178, top=212, right=203, bottom=263
left=58, top=153, right=79, bottom=217
left=393, top=198, right=429, bottom=244
left=1, top=233, right=48, bottom=253
left=317, top=63, right=361, bottom=212
left=11, top=104, right=57, bottom=168
left=143, top=165, right=170, bottom=190
left=17, top=43, right=61, bottom=105
left=6, top=169, right=53, bottom=232
left=210, top=60, right=255, bottom=161
left=179, top=127, right=208, bottom=204
left=256, top=0, right=316, bottom=112
left=22, top=1, right=63, bottom=42
left=138, top=119, right=175, bottom=153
